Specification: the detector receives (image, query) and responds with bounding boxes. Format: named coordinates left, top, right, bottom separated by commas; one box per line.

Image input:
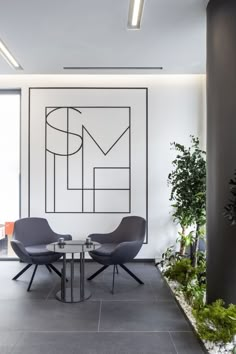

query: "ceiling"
left=0, top=0, right=207, bottom=75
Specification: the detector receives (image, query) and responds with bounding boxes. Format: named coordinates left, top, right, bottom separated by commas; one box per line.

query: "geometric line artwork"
left=28, top=87, right=148, bottom=243
left=45, top=106, right=131, bottom=213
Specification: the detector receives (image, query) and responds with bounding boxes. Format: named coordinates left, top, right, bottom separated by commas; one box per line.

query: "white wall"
left=0, top=74, right=206, bottom=258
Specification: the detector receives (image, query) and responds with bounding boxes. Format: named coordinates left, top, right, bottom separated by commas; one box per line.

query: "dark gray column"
left=207, top=0, right=236, bottom=304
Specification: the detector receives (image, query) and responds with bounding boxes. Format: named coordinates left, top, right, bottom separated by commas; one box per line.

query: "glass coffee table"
left=47, top=240, right=100, bottom=303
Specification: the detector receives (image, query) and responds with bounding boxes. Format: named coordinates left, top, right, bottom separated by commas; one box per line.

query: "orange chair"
left=5, top=222, right=14, bottom=236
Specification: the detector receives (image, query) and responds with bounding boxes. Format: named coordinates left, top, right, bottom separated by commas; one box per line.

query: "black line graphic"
left=28, top=87, right=148, bottom=243
left=93, top=167, right=95, bottom=213
left=129, top=108, right=131, bottom=213
left=45, top=106, right=131, bottom=213
left=83, top=126, right=130, bottom=156
left=82, top=127, right=84, bottom=212
left=45, top=108, right=83, bottom=157
left=93, top=167, right=130, bottom=213
left=67, top=108, right=69, bottom=190
left=53, top=154, right=56, bottom=212
left=45, top=107, right=47, bottom=213
left=146, top=88, right=149, bottom=242
left=67, top=188, right=130, bottom=190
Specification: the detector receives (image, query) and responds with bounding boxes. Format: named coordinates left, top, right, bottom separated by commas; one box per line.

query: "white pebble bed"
left=157, top=265, right=235, bottom=354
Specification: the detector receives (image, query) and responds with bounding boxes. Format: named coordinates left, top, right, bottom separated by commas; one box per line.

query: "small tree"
left=168, top=136, right=206, bottom=266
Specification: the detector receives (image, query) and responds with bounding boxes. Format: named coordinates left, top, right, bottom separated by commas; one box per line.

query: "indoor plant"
left=167, top=136, right=206, bottom=266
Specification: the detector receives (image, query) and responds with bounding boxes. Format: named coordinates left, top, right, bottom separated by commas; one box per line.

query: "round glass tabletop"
left=46, top=239, right=100, bottom=254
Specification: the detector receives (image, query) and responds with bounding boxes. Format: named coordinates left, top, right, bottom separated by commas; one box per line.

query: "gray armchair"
left=87, top=216, right=146, bottom=293
left=11, top=217, right=72, bottom=291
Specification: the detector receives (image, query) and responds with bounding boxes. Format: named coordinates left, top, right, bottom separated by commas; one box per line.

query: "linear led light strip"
left=128, top=0, right=145, bottom=29
left=0, top=39, right=22, bottom=70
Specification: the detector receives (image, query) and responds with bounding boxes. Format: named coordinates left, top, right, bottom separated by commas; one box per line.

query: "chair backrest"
left=13, top=217, right=55, bottom=246
left=112, top=216, right=146, bottom=243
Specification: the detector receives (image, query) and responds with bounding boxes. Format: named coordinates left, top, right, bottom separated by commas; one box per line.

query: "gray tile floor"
left=0, top=261, right=206, bottom=354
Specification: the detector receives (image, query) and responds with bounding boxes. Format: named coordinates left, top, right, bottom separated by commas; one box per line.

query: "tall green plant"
left=168, top=136, right=206, bottom=266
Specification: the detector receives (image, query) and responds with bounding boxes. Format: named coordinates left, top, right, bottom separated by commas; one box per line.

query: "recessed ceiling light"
left=128, top=0, right=145, bottom=29
left=0, top=39, right=23, bottom=70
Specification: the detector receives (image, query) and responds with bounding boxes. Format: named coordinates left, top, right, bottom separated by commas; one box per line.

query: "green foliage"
left=176, top=230, right=194, bottom=248
left=156, top=245, right=184, bottom=270
left=164, top=258, right=197, bottom=287
left=168, top=136, right=206, bottom=228
left=184, top=281, right=206, bottom=311
left=158, top=245, right=175, bottom=267
left=163, top=136, right=236, bottom=345
left=224, top=169, right=236, bottom=225
left=196, top=251, right=207, bottom=284
left=162, top=254, right=236, bottom=344
left=194, top=300, right=236, bottom=344
left=168, top=136, right=206, bottom=265
left=161, top=245, right=175, bottom=261
left=164, top=256, right=206, bottom=310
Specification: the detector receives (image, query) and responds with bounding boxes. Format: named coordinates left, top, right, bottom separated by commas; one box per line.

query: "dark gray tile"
left=146, top=268, right=176, bottom=301
left=11, top=332, right=177, bottom=354
left=0, top=262, right=160, bottom=301
left=0, top=332, right=22, bottom=354
left=0, top=262, right=204, bottom=354
left=11, top=332, right=78, bottom=354
left=113, top=263, right=159, bottom=282
left=86, top=262, right=159, bottom=282
left=53, top=262, right=158, bottom=301
left=85, top=276, right=157, bottom=301
left=100, top=301, right=191, bottom=332
left=170, top=332, right=205, bottom=354
left=84, top=261, right=103, bottom=274
left=149, top=278, right=174, bottom=301
left=0, top=262, right=59, bottom=300
left=0, top=299, right=100, bottom=331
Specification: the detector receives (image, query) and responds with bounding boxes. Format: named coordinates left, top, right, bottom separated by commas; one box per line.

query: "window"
left=0, top=91, right=20, bottom=257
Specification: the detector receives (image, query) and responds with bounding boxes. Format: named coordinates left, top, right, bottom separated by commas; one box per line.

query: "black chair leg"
left=48, top=264, right=61, bottom=278
left=46, top=265, right=52, bottom=273
left=112, top=265, right=116, bottom=294
left=27, top=265, right=38, bottom=292
left=87, top=265, right=109, bottom=280
left=48, top=264, right=69, bottom=282
left=12, top=264, right=32, bottom=280
left=115, top=265, right=119, bottom=274
left=119, top=264, right=144, bottom=285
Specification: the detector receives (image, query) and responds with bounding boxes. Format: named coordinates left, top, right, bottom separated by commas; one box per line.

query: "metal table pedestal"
left=56, top=252, right=91, bottom=303
left=46, top=240, right=100, bottom=304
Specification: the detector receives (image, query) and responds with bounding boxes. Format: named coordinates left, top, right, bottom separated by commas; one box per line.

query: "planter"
left=157, top=265, right=235, bottom=354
